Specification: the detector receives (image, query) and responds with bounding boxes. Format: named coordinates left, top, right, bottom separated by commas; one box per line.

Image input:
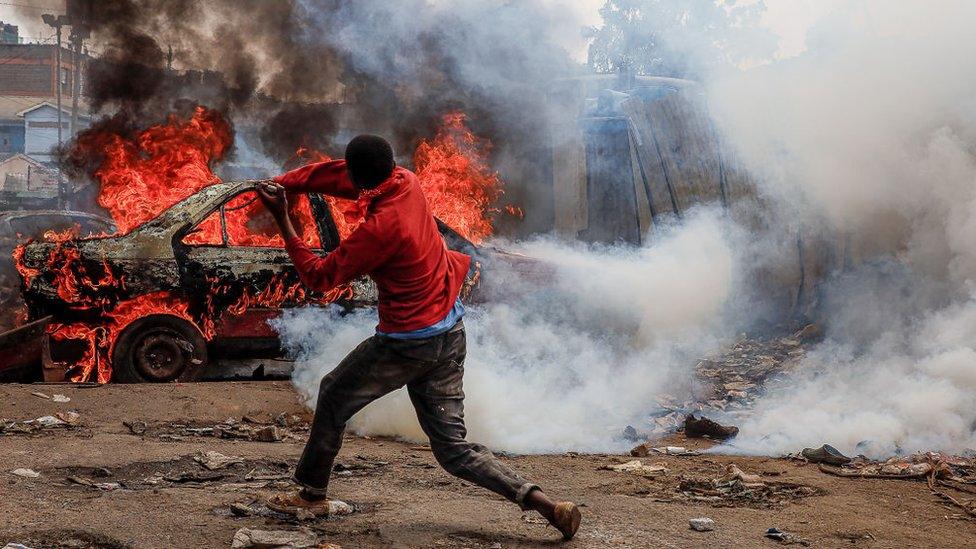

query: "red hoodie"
left=274, top=160, right=471, bottom=333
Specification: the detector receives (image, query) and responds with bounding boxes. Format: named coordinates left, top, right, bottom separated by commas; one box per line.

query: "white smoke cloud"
left=708, top=0, right=976, bottom=457
left=274, top=0, right=976, bottom=459
left=275, top=210, right=741, bottom=453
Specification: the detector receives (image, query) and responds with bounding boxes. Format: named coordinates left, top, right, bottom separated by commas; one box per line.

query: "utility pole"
left=69, top=25, right=88, bottom=136
left=42, top=13, right=70, bottom=209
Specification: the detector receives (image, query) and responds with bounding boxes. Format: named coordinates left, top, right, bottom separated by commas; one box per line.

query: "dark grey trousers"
left=294, top=320, right=539, bottom=507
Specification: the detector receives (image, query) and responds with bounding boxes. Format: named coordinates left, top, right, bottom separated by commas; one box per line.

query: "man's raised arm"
left=256, top=181, right=394, bottom=293
left=273, top=159, right=360, bottom=200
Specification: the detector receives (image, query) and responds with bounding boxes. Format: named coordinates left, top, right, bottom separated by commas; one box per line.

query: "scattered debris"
left=194, top=450, right=244, bottom=471
left=3, top=543, right=34, bottom=549
left=333, top=456, right=389, bottom=476
left=327, top=499, right=355, bottom=516
left=636, top=335, right=808, bottom=438
left=684, top=415, right=739, bottom=440
left=600, top=460, right=669, bottom=478
left=123, top=420, right=147, bottom=435
left=55, top=411, right=80, bottom=425
left=521, top=513, right=549, bottom=525
left=801, top=444, right=851, bottom=466
left=30, top=415, right=64, bottom=427
left=252, top=425, right=283, bottom=442
left=689, top=517, right=715, bottom=532
left=123, top=415, right=308, bottom=443
left=765, top=527, right=810, bottom=546
left=230, top=502, right=257, bottom=517
left=52, top=394, right=70, bottom=403
left=723, top=464, right=763, bottom=485
left=631, top=443, right=701, bottom=457
left=230, top=527, right=318, bottom=549
left=677, top=464, right=820, bottom=508
left=11, top=468, right=40, bottom=478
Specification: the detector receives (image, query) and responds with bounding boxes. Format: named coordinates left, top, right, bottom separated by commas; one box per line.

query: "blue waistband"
left=376, top=297, right=465, bottom=339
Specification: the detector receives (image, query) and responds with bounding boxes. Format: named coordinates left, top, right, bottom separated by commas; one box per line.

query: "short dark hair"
left=345, top=134, right=395, bottom=189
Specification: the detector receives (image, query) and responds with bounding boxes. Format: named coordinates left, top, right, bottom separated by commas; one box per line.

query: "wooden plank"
left=644, top=89, right=725, bottom=214
left=621, top=97, right=677, bottom=222
left=551, top=122, right=588, bottom=238
left=579, top=117, right=640, bottom=245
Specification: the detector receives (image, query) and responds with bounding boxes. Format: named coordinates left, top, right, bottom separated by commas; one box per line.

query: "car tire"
left=111, top=314, right=207, bottom=383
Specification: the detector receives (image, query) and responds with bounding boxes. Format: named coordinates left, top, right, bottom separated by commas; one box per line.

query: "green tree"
left=585, top=0, right=774, bottom=78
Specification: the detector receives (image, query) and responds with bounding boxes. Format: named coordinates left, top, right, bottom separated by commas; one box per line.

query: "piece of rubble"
left=230, top=502, right=257, bottom=517
left=765, top=527, right=810, bottom=546
left=30, top=391, right=50, bottom=399
left=689, top=517, right=715, bottom=532
left=231, top=528, right=318, bottom=548
left=600, top=460, right=669, bottom=478
left=251, top=425, right=283, bottom=442
left=11, top=468, right=40, bottom=478
left=30, top=415, right=64, bottom=427
left=123, top=420, right=147, bottom=435
left=328, top=499, right=354, bottom=516
left=3, top=543, right=35, bottom=549
left=52, top=394, right=70, bottom=403
left=722, top=464, right=763, bottom=485
left=801, top=444, right=851, bottom=466
left=630, top=442, right=651, bottom=457
left=684, top=415, right=739, bottom=440
left=654, top=446, right=701, bottom=456
left=55, top=411, right=79, bottom=425
left=94, top=482, right=122, bottom=491
left=194, top=450, right=244, bottom=471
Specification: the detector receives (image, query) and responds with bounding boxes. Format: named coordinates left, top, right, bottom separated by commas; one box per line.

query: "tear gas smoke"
left=274, top=211, right=739, bottom=453
left=707, top=0, right=976, bottom=457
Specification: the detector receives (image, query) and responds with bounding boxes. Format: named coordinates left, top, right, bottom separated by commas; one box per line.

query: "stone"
left=11, top=468, right=40, bottom=478
left=689, top=517, right=715, bottom=532
left=231, top=528, right=318, bottom=548
left=193, top=450, right=244, bottom=471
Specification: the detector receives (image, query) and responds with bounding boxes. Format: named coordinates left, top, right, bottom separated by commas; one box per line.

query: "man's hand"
left=256, top=180, right=301, bottom=242
left=256, top=180, right=288, bottom=220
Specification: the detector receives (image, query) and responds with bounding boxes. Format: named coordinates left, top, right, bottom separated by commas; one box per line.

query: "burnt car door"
left=173, top=189, right=341, bottom=350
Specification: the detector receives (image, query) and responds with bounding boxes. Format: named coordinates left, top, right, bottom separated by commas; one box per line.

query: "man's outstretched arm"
left=273, top=160, right=360, bottom=200
left=256, top=181, right=394, bottom=292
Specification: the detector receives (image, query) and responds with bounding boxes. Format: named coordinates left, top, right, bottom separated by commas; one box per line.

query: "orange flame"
left=414, top=111, right=502, bottom=244
left=51, top=291, right=196, bottom=383
left=26, top=108, right=510, bottom=383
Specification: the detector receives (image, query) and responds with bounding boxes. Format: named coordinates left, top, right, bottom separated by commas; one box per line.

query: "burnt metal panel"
left=579, top=116, right=641, bottom=245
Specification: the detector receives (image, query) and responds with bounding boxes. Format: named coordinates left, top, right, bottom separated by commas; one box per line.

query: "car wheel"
left=111, top=314, right=207, bottom=383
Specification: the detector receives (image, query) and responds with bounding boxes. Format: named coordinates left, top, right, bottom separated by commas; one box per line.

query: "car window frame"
left=178, top=188, right=335, bottom=251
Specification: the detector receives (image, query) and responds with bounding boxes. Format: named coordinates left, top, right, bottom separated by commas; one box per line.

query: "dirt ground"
left=0, top=382, right=971, bottom=548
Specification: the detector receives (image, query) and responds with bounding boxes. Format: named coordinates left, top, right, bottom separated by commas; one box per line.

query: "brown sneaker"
left=266, top=490, right=333, bottom=516
left=551, top=501, right=582, bottom=540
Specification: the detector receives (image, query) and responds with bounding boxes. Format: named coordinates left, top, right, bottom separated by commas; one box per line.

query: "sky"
left=0, top=0, right=845, bottom=69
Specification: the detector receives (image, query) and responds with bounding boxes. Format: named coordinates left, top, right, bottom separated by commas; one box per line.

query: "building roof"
left=0, top=152, right=53, bottom=172
left=0, top=95, right=91, bottom=121
left=16, top=100, right=93, bottom=119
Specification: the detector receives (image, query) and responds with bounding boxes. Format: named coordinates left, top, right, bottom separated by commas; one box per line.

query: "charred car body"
left=10, top=180, right=539, bottom=383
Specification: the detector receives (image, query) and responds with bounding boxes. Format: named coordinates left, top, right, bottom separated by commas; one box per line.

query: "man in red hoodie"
left=257, top=135, right=581, bottom=540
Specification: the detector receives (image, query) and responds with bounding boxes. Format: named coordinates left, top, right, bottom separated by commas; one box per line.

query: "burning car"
left=7, top=179, right=536, bottom=384
left=0, top=210, right=116, bottom=329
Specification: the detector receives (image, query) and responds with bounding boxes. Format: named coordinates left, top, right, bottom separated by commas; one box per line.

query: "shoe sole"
left=554, top=502, right=582, bottom=540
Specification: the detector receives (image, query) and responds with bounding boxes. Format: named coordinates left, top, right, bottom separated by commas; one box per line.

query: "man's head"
left=345, top=134, right=395, bottom=189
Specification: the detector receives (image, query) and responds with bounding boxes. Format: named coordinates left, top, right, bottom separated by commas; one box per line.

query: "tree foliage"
left=585, top=0, right=775, bottom=78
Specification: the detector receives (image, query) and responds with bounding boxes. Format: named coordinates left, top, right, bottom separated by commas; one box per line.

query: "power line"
left=0, top=2, right=63, bottom=11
